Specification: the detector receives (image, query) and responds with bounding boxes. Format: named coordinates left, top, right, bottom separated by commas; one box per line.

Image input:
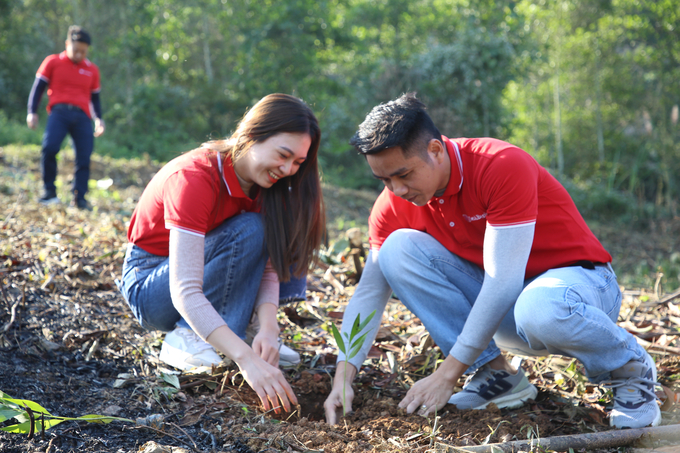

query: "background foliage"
left=1, top=0, right=678, bottom=219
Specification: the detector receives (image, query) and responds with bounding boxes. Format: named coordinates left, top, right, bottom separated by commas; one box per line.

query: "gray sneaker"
left=606, top=351, right=661, bottom=428
left=448, top=364, right=538, bottom=410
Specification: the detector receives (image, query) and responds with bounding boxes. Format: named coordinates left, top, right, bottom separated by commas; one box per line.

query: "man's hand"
left=27, top=113, right=38, bottom=129
left=324, top=361, right=357, bottom=424
left=94, top=118, right=105, bottom=137
left=398, top=355, right=467, bottom=417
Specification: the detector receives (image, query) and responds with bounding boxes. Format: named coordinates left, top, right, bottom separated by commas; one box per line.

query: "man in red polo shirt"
left=324, top=93, right=661, bottom=429
left=27, top=25, right=105, bottom=210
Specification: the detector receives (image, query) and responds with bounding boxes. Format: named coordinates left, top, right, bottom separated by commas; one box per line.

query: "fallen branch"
left=434, top=424, right=680, bottom=453
left=644, top=286, right=680, bottom=307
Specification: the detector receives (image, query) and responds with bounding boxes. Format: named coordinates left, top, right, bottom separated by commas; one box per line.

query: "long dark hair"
left=204, top=93, right=325, bottom=281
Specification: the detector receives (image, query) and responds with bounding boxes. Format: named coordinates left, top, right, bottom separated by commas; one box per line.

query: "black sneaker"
left=71, top=198, right=92, bottom=211
left=38, top=192, right=60, bottom=205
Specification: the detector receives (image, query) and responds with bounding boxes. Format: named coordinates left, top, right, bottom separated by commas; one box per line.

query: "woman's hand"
left=206, top=324, right=297, bottom=414
left=238, top=353, right=298, bottom=413
left=252, top=302, right=281, bottom=366
left=252, top=329, right=280, bottom=366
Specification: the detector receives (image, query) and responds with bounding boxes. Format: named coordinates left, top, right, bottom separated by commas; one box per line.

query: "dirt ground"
left=1, top=145, right=680, bottom=453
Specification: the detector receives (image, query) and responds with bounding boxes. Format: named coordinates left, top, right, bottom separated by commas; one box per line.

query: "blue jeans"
left=41, top=104, right=94, bottom=200
left=118, top=213, right=307, bottom=339
left=378, top=229, right=644, bottom=383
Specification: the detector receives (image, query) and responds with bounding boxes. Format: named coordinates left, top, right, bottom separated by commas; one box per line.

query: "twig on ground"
left=434, top=424, right=680, bottom=452
left=644, top=286, right=680, bottom=307
left=164, top=422, right=200, bottom=451
left=1, top=301, right=20, bottom=334
left=636, top=336, right=680, bottom=356
left=0, top=190, right=23, bottom=229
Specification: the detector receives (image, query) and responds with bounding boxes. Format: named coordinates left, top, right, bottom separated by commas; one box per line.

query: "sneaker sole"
left=39, top=198, right=60, bottom=205
left=279, top=358, right=301, bottom=367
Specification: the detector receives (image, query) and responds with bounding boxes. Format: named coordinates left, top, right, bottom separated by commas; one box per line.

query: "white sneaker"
left=159, top=327, right=223, bottom=371
left=278, top=343, right=301, bottom=367
left=246, top=315, right=301, bottom=367
left=606, top=351, right=661, bottom=428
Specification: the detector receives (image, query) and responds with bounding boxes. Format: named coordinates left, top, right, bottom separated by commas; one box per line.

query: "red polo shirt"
left=128, top=149, right=258, bottom=256
left=36, top=51, right=101, bottom=119
left=368, top=137, right=612, bottom=278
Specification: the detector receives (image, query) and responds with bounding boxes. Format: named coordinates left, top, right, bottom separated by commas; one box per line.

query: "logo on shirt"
left=78, top=68, right=93, bottom=77
left=462, top=212, right=487, bottom=222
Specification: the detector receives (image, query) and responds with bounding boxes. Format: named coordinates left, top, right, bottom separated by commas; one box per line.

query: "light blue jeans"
left=118, top=212, right=307, bottom=339
left=378, top=229, right=644, bottom=383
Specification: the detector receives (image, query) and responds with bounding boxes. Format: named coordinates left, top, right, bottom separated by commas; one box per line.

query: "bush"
left=560, top=177, right=640, bottom=223
left=0, top=112, right=42, bottom=146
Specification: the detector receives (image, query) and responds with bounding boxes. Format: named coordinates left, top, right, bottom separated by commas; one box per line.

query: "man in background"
left=27, top=25, right=105, bottom=210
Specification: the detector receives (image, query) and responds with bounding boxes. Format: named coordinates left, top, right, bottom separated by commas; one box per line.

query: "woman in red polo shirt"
left=118, top=94, right=324, bottom=414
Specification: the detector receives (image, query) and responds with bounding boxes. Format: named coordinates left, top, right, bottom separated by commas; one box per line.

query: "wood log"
left=434, top=424, right=680, bottom=453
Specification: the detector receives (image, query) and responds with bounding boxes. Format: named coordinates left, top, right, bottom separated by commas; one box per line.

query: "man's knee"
left=378, top=229, right=417, bottom=275
left=41, top=137, right=63, bottom=157
left=378, top=229, right=426, bottom=281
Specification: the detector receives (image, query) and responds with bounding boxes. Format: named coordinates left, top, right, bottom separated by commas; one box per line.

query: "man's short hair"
left=350, top=92, right=442, bottom=159
left=67, top=26, right=91, bottom=45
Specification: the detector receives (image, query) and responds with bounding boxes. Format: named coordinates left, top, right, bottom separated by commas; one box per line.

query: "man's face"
left=65, top=40, right=89, bottom=64
left=366, top=141, right=449, bottom=206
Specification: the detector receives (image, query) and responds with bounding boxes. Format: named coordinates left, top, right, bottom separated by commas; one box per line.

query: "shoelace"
left=604, top=377, right=659, bottom=405
left=463, top=366, right=498, bottom=392
left=177, top=329, right=213, bottom=352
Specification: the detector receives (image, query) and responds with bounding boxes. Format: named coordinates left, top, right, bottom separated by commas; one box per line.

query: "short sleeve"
left=163, top=170, right=219, bottom=235
left=91, top=65, right=101, bottom=92
left=482, top=149, right=539, bottom=228
left=36, top=56, right=54, bottom=81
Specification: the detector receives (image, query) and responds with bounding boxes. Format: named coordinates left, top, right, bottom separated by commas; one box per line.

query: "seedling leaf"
left=0, top=397, right=51, bottom=415
left=348, top=331, right=371, bottom=359
left=350, top=315, right=362, bottom=339
left=0, top=407, right=24, bottom=423
left=329, top=322, right=346, bottom=354
left=356, top=311, right=376, bottom=334
left=161, top=373, right=181, bottom=389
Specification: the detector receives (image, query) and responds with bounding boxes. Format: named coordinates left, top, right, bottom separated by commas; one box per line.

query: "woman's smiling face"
left=234, top=132, right=311, bottom=193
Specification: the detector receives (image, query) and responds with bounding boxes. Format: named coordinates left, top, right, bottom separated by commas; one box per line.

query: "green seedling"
left=0, top=391, right=167, bottom=437
left=0, top=390, right=136, bottom=437
left=329, top=310, right=376, bottom=416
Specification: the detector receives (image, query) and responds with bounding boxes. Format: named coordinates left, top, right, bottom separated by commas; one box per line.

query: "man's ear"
left=427, top=138, right=446, bottom=164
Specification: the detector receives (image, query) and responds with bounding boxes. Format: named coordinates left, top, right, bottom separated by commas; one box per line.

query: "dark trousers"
left=41, top=104, right=93, bottom=200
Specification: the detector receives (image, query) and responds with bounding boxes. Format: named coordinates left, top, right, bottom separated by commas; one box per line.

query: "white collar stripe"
left=452, top=141, right=463, bottom=190
left=217, top=155, right=232, bottom=196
